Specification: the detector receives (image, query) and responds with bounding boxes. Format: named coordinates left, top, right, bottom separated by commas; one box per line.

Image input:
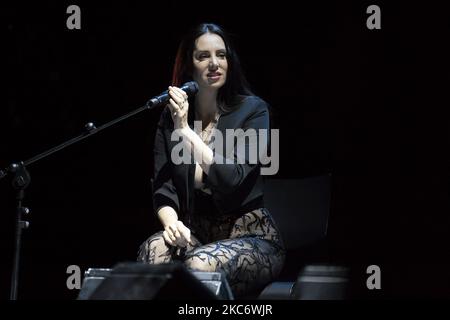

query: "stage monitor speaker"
left=291, top=265, right=350, bottom=300
left=191, top=270, right=234, bottom=300
left=78, top=262, right=233, bottom=300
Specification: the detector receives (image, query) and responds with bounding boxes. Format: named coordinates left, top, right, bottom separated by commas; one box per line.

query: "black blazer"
left=152, top=95, right=270, bottom=220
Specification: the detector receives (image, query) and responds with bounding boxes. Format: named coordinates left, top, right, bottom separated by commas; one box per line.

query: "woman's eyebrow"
left=195, top=49, right=227, bottom=53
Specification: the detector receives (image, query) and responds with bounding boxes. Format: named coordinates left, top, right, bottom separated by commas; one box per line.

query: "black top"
left=152, top=95, right=270, bottom=221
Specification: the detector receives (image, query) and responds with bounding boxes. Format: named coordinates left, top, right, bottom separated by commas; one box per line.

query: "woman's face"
left=192, top=33, right=228, bottom=90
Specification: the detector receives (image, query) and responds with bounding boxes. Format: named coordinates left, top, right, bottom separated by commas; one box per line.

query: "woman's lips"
left=207, top=73, right=221, bottom=81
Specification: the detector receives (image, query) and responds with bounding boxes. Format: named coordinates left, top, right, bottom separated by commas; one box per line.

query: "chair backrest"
left=263, top=174, right=331, bottom=250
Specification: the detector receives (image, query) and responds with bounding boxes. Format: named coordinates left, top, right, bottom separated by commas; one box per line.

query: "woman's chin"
left=196, top=79, right=225, bottom=90
left=206, top=79, right=225, bottom=88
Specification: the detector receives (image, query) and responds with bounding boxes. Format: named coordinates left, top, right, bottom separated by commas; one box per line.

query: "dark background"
left=1, top=1, right=449, bottom=299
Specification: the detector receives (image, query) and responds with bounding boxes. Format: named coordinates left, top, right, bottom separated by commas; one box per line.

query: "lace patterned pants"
left=137, top=208, right=285, bottom=298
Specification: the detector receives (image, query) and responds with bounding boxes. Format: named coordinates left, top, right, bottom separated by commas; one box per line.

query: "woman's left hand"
left=167, top=86, right=189, bottom=129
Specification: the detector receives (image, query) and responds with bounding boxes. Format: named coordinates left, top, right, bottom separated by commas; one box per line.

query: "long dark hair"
left=171, top=23, right=253, bottom=113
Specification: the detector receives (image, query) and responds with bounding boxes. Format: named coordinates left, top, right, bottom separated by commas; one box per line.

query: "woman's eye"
left=218, top=53, right=226, bottom=58
left=198, top=54, right=208, bottom=59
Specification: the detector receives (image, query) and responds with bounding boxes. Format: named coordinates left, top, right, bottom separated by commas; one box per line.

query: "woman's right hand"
left=163, top=220, right=192, bottom=247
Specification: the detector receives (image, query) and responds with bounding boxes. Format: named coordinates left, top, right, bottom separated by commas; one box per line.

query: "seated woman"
left=138, top=23, right=285, bottom=298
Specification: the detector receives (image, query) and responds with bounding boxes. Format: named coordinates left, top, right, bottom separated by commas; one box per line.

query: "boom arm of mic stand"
left=0, top=103, right=155, bottom=180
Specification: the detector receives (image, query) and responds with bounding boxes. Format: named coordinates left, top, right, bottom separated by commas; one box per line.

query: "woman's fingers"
left=165, top=227, right=177, bottom=242
left=169, top=87, right=188, bottom=110
left=169, top=86, right=185, bottom=103
left=163, top=230, right=175, bottom=246
left=172, top=85, right=187, bottom=98
left=169, top=98, right=187, bottom=122
left=166, top=100, right=176, bottom=116
left=176, top=221, right=193, bottom=245
left=167, top=100, right=179, bottom=118
left=169, top=98, right=180, bottom=112
left=168, top=224, right=181, bottom=238
left=167, top=86, right=188, bottom=130
left=165, top=224, right=188, bottom=248
left=168, top=87, right=182, bottom=105
left=178, top=227, right=192, bottom=245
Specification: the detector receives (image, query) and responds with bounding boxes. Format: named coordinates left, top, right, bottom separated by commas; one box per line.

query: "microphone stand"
left=0, top=98, right=164, bottom=300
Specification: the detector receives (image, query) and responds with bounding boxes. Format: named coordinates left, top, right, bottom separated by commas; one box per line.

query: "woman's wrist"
left=157, top=206, right=179, bottom=227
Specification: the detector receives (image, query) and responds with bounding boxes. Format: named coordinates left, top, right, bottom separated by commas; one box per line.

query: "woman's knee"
left=184, top=253, right=218, bottom=272
left=137, top=231, right=170, bottom=263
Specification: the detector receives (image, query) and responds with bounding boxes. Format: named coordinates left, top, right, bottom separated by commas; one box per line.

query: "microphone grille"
left=183, top=81, right=199, bottom=95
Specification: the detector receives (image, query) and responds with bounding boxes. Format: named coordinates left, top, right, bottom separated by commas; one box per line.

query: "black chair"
left=258, top=174, right=335, bottom=299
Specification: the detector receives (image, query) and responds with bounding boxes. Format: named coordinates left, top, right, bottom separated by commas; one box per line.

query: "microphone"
left=146, top=81, right=199, bottom=109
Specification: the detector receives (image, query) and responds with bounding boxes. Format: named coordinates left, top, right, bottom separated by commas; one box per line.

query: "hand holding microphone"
left=166, top=86, right=190, bottom=129
left=146, top=81, right=197, bottom=130
left=146, top=81, right=198, bottom=109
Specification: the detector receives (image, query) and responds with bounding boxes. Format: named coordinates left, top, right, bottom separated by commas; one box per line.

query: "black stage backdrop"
left=1, top=1, right=449, bottom=300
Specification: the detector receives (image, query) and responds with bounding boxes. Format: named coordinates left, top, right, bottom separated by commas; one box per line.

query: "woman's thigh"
left=137, top=231, right=202, bottom=264
left=183, top=237, right=285, bottom=297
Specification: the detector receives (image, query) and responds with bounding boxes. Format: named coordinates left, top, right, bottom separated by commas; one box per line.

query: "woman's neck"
left=194, top=89, right=219, bottom=123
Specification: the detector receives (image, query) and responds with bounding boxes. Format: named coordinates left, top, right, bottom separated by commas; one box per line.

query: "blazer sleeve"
left=152, top=109, right=180, bottom=214
left=204, top=97, right=270, bottom=195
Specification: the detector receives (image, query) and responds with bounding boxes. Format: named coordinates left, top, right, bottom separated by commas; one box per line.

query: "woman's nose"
left=209, top=58, right=219, bottom=69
